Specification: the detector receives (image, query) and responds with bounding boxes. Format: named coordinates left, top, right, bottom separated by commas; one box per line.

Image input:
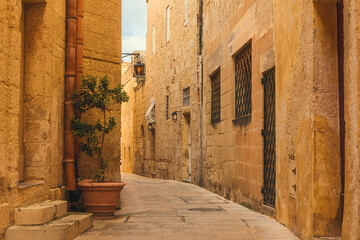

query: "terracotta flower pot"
left=77, top=179, right=126, bottom=219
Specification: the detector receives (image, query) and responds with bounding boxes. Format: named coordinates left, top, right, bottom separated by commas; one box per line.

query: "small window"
left=152, top=25, right=156, bottom=53
left=211, top=69, right=221, bottom=124
left=184, top=0, right=189, bottom=25
left=235, top=41, right=252, bottom=118
left=183, top=87, right=190, bottom=107
left=166, top=6, right=170, bottom=42
left=166, top=95, right=169, bottom=119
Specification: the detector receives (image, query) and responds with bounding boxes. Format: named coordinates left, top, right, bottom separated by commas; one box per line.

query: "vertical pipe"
left=75, top=0, right=84, bottom=159
left=65, top=0, right=77, bottom=191
left=337, top=0, right=345, bottom=227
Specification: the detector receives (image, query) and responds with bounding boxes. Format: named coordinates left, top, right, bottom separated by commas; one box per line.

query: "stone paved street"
left=75, top=174, right=298, bottom=240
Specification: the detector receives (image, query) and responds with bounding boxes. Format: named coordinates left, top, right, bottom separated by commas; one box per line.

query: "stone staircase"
left=5, top=200, right=93, bottom=240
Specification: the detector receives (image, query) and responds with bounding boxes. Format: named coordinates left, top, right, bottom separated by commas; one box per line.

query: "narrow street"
left=76, top=174, right=298, bottom=240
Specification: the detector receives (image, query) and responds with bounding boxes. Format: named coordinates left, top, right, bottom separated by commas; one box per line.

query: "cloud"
left=122, top=0, right=147, bottom=61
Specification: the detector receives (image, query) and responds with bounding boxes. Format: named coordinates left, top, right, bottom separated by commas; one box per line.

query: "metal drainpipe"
left=75, top=0, right=84, bottom=162
left=64, top=0, right=77, bottom=191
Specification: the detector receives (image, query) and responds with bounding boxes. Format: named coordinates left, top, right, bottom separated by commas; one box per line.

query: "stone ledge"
left=18, top=181, right=45, bottom=190
left=15, top=200, right=67, bottom=226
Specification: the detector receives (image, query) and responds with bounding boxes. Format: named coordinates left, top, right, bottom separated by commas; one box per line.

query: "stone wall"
left=121, top=53, right=146, bottom=174
left=274, top=0, right=360, bottom=239
left=79, top=0, right=122, bottom=180
left=0, top=0, right=66, bottom=238
left=139, top=0, right=201, bottom=182
left=201, top=0, right=274, bottom=213
left=339, top=0, right=360, bottom=239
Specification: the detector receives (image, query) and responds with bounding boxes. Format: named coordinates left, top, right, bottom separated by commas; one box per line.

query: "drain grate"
left=187, top=208, right=223, bottom=212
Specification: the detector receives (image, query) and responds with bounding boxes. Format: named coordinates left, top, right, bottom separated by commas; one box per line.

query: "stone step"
left=15, top=200, right=67, bottom=225
left=5, top=213, right=93, bottom=240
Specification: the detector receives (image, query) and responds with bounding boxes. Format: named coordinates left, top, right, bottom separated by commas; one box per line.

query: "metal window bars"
left=261, top=67, right=276, bottom=207
left=235, top=42, right=252, bottom=118
left=211, top=69, right=221, bottom=124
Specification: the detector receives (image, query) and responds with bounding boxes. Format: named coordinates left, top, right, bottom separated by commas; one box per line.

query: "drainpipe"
left=64, top=0, right=77, bottom=191
left=75, top=0, right=84, bottom=160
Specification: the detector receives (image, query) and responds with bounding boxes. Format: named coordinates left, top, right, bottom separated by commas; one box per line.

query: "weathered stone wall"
left=342, top=0, right=360, bottom=239
left=120, top=62, right=133, bottom=173
left=274, top=0, right=359, bottom=239
left=79, top=0, right=122, bottom=180
left=201, top=0, right=274, bottom=213
left=121, top=53, right=146, bottom=174
left=140, top=0, right=201, bottom=182
left=0, top=0, right=66, bottom=239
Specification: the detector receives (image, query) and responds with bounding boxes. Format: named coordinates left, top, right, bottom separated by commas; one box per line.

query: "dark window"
left=183, top=87, right=190, bottom=107
left=235, top=41, right=252, bottom=118
left=166, top=95, right=169, bottom=119
left=211, top=69, right=221, bottom=124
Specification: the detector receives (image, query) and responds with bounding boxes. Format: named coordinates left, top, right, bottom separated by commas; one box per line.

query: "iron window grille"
left=235, top=41, right=252, bottom=118
left=166, top=95, right=169, bottom=119
left=261, top=67, right=276, bottom=207
left=183, top=87, right=190, bottom=107
left=211, top=69, right=221, bottom=124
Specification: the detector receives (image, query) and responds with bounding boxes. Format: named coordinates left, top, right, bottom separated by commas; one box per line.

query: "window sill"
left=232, top=115, right=252, bottom=126
left=18, top=180, right=45, bottom=190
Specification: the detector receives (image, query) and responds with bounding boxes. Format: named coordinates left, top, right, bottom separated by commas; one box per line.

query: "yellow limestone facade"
left=0, top=0, right=122, bottom=239
left=78, top=0, right=123, bottom=180
left=120, top=52, right=146, bottom=174
left=274, top=0, right=360, bottom=239
left=119, top=0, right=360, bottom=239
left=132, top=0, right=202, bottom=182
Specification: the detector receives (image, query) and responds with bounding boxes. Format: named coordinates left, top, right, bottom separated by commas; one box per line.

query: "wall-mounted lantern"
left=134, top=61, right=145, bottom=77
left=172, top=111, right=182, bottom=122
left=148, top=122, right=155, bottom=131
left=122, top=52, right=146, bottom=78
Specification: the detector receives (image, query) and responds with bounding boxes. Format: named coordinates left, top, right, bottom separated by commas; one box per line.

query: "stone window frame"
left=210, top=68, right=221, bottom=125
left=166, top=5, right=170, bottom=42
left=183, top=87, right=190, bottom=107
left=234, top=40, right=252, bottom=119
left=166, top=95, right=169, bottom=119
left=152, top=24, right=156, bottom=53
left=184, top=0, right=189, bottom=26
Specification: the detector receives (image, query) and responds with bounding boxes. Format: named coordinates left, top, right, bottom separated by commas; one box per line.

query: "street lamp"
left=134, top=62, right=145, bottom=77
left=148, top=123, right=155, bottom=131
left=122, top=53, right=145, bottom=77
left=172, top=111, right=182, bottom=122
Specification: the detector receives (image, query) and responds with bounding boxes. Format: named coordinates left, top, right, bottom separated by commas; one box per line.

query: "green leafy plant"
left=71, top=74, right=129, bottom=182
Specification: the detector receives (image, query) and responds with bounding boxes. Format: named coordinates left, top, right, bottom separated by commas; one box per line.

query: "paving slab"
left=75, top=173, right=298, bottom=240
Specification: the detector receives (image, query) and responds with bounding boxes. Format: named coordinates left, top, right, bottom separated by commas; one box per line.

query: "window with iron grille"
left=211, top=69, right=221, bottom=124
left=262, top=67, right=276, bottom=207
left=166, top=95, right=169, bottom=119
left=235, top=41, right=252, bottom=118
left=183, top=87, right=190, bottom=107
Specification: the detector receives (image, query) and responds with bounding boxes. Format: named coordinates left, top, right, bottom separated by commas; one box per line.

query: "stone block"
left=15, top=200, right=67, bottom=225
left=6, top=212, right=92, bottom=240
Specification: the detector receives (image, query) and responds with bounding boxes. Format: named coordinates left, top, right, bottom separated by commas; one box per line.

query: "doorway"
left=182, top=114, right=191, bottom=181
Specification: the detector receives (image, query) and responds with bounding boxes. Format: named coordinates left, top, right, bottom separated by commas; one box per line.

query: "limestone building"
left=120, top=0, right=360, bottom=239
left=132, top=0, right=202, bottom=182
left=120, top=52, right=146, bottom=174
left=0, top=0, right=122, bottom=238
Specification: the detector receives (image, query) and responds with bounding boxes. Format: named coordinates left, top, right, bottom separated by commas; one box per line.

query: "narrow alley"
left=76, top=174, right=298, bottom=240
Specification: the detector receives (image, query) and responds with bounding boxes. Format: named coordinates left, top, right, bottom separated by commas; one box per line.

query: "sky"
left=122, top=0, right=147, bottom=63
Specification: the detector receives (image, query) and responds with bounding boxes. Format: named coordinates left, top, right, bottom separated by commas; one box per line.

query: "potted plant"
left=71, top=74, right=129, bottom=219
